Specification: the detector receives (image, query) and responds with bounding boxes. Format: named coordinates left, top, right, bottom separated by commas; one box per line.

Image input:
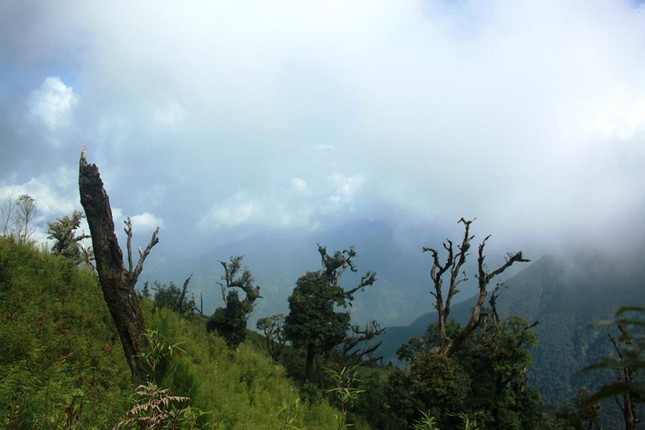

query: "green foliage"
left=584, top=306, right=645, bottom=403
left=387, top=313, right=546, bottom=429
left=151, top=277, right=196, bottom=316
left=553, top=388, right=601, bottom=430
left=46, top=210, right=89, bottom=265
left=0, top=237, right=341, bottom=429
left=285, top=271, right=350, bottom=353
left=206, top=289, right=248, bottom=348
left=325, top=365, right=365, bottom=429
left=277, top=397, right=302, bottom=430
left=147, top=306, right=341, bottom=429
left=0, top=236, right=130, bottom=428
left=411, top=411, right=440, bottom=430
left=206, top=256, right=261, bottom=349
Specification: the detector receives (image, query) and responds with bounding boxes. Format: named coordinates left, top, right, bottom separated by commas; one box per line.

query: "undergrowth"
left=0, top=237, right=344, bottom=429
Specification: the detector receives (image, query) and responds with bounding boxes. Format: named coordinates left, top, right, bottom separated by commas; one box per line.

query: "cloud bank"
left=1, top=0, right=644, bottom=255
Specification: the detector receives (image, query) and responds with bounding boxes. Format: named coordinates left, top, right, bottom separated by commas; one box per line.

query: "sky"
left=2, top=0, right=645, bottom=259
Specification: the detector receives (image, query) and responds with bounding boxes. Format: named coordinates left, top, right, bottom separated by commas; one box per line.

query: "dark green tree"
left=207, top=289, right=248, bottom=348
left=285, top=271, right=350, bottom=382
left=152, top=275, right=196, bottom=316
left=391, top=288, right=544, bottom=429
left=206, top=256, right=261, bottom=348
left=284, top=245, right=376, bottom=383
left=47, top=210, right=89, bottom=264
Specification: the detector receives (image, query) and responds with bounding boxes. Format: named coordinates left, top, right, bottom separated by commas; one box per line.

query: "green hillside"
left=0, top=237, right=342, bottom=429
left=379, top=249, right=645, bottom=410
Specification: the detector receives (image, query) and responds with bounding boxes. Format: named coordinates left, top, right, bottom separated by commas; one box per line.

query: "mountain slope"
left=379, top=248, right=645, bottom=405
left=143, top=219, right=438, bottom=328
left=0, top=237, right=344, bottom=429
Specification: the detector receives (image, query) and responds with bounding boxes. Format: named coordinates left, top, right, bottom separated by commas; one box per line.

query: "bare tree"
left=15, top=194, right=37, bottom=244
left=341, top=320, right=386, bottom=365
left=217, top=255, right=262, bottom=313
left=256, top=314, right=287, bottom=361
left=1, top=194, right=37, bottom=243
left=79, top=148, right=159, bottom=383
left=423, top=218, right=529, bottom=356
left=1, top=195, right=16, bottom=236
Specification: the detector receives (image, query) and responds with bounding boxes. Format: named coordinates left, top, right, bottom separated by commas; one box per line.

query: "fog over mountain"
left=2, top=1, right=645, bottom=325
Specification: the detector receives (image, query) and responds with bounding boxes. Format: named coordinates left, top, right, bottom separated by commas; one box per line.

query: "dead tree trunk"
left=424, top=218, right=529, bottom=357
left=79, top=148, right=157, bottom=383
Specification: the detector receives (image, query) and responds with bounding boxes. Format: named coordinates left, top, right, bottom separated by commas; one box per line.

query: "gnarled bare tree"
left=424, top=218, right=529, bottom=356
left=79, top=148, right=159, bottom=383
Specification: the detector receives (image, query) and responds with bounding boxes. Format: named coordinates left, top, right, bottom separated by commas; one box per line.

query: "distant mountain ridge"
left=379, top=248, right=645, bottom=406
left=142, top=218, right=645, bottom=406
left=142, top=218, right=447, bottom=328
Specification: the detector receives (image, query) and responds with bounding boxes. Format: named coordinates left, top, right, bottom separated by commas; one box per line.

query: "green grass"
left=0, top=237, right=130, bottom=429
left=0, top=237, right=344, bottom=429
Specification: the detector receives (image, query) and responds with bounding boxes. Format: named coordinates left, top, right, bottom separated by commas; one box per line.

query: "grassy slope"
left=0, top=238, right=131, bottom=428
left=0, top=238, right=341, bottom=429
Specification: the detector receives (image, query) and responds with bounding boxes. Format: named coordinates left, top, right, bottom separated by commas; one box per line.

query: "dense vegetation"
left=1, top=215, right=643, bottom=428
left=0, top=237, right=341, bottom=429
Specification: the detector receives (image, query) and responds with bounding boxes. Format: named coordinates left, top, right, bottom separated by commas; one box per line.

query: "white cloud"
left=201, top=193, right=258, bottom=229
left=592, top=96, right=645, bottom=140
left=327, top=172, right=365, bottom=206
left=290, top=178, right=309, bottom=195
left=28, top=77, right=78, bottom=130
left=111, top=208, right=124, bottom=223
left=3, top=0, right=645, bottom=250
left=130, top=212, right=164, bottom=231
left=150, top=100, right=186, bottom=129
left=0, top=177, right=75, bottom=218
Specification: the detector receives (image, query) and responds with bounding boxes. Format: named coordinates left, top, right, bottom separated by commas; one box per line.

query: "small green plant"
left=411, top=411, right=440, bottom=430
left=277, top=397, right=302, bottom=430
left=139, top=329, right=185, bottom=383
left=325, top=365, right=365, bottom=429
left=452, top=411, right=481, bottom=430
left=35, top=388, right=86, bottom=430
left=114, top=382, right=206, bottom=429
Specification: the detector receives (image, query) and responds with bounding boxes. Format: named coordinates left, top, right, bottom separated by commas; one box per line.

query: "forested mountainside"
left=380, top=248, right=645, bottom=406
left=1, top=235, right=642, bottom=429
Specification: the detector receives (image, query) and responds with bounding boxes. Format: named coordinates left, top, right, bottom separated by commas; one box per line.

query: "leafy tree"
left=392, top=288, right=544, bottom=429
left=207, top=290, right=248, bottom=348
left=152, top=275, right=197, bottom=316
left=284, top=245, right=376, bottom=383
left=285, top=271, right=349, bottom=382
left=206, top=256, right=261, bottom=348
left=47, top=210, right=89, bottom=264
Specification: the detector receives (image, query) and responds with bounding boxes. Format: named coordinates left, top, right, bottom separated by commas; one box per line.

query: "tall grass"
left=0, top=237, right=346, bottom=429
